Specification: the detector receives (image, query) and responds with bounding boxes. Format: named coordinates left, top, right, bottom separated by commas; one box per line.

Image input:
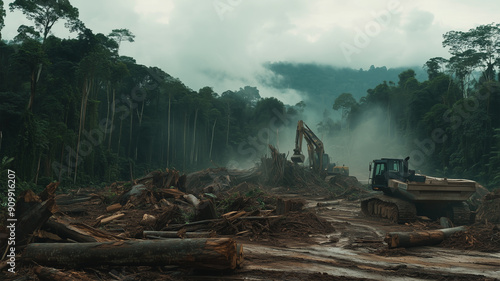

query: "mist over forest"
left=1, top=0, right=500, bottom=192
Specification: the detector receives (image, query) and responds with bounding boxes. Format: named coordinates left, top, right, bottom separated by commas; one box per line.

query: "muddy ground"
left=2, top=166, right=500, bottom=281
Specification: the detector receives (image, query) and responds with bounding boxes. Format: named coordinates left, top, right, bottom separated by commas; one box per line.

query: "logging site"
left=1, top=144, right=499, bottom=280
left=3, top=1, right=500, bottom=280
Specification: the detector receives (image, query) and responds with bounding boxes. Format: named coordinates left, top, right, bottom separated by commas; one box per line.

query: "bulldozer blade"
left=291, top=154, right=305, bottom=163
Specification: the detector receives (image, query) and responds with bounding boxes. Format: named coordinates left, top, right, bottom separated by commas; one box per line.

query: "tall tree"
left=108, top=28, right=135, bottom=51
left=333, top=93, right=357, bottom=120
left=443, top=23, right=500, bottom=95
left=13, top=37, right=48, bottom=111
left=0, top=0, right=5, bottom=40
left=9, top=0, right=83, bottom=43
left=424, top=57, right=448, bottom=80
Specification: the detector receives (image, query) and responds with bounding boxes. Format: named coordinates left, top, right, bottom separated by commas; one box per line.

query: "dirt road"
left=231, top=199, right=500, bottom=281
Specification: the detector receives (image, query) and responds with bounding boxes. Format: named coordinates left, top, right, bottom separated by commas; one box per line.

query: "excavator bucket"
left=291, top=153, right=305, bottom=163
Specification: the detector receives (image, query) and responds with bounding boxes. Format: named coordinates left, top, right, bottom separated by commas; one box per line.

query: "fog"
left=225, top=99, right=418, bottom=183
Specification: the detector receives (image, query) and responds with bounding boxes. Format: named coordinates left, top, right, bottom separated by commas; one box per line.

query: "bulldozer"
left=291, top=120, right=349, bottom=176
left=361, top=157, right=477, bottom=225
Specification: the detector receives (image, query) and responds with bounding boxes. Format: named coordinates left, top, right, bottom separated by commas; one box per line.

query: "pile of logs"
left=1, top=178, right=244, bottom=275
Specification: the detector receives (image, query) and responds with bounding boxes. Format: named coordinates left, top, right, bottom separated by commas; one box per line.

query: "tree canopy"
left=9, top=0, right=83, bottom=42
left=1, top=5, right=499, bottom=191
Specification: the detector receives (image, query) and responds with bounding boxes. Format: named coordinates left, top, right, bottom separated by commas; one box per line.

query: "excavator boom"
left=291, top=120, right=325, bottom=173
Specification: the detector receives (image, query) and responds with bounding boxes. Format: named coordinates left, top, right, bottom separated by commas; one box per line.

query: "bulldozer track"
left=361, top=195, right=417, bottom=224
left=450, top=202, right=471, bottom=226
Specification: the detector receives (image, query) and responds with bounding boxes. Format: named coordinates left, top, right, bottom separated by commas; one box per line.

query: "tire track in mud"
left=236, top=199, right=500, bottom=280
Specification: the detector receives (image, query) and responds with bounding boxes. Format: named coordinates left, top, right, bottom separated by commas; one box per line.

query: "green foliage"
left=108, top=28, right=135, bottom=50
left=0, top=0, right=5, bottom=39
left=333, top=93, right=357, bottom=120
left=443, top=23, right=500, bottom=96
left=2, top=14, right=500, bottom=191
left=9, top=0, right=83, bottom=41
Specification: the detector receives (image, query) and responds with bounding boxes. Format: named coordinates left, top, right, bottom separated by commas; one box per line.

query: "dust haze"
left=224, top=94, right=414, bottom=185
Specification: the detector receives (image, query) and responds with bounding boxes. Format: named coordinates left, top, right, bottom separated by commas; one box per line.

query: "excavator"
left=361, top=157, right=477, bottom=225
left=291, top=120, right=349, bottom=176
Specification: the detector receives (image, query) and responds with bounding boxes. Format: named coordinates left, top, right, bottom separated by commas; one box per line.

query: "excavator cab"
left=369, top=158, right=404, bottom=192
left=369, top=157, right=424, bottom=192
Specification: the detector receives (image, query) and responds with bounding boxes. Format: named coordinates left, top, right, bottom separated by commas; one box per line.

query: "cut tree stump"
left=195, top=199, right=217, bottom=221
left=11, top=183, right=59, bottom=247
left=277, top=198, right=305, bottom=215
left=384, top=226, right=466, bottom=248
left=23, top=238, right=243, bottom=270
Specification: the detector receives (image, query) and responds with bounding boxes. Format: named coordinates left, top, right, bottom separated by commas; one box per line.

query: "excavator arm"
left=291, top=120, right=325, bottom=172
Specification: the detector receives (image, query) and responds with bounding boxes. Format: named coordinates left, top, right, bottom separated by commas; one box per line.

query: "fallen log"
left=143, top=231, right=213, bottom=239
left=43, top=214, right=124, bottom=242
left=23, top=238, right=243, bottom=270
left=34, top=266, right=89, bottom=281
left=384, top=226, right=466, bottom=248
left=106, top=203, right=122, bottom=213
left=99, top=213, right=125, bottom=225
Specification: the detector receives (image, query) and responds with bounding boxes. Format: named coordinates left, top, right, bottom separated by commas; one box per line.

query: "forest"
left=0, top=0, right=499, bottom=191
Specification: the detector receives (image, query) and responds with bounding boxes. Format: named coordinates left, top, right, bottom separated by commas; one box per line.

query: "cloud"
left=402, top=9, right=435, bottom=32
left=133, top=0, right=175, bottom=24
left=3, top=0, right=500, bottom=104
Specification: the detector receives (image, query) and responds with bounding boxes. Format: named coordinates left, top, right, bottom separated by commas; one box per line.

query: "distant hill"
left=261, top=62, right=427, bottom=109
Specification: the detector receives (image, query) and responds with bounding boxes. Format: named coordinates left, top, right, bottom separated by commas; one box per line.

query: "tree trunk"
left=209, top=118, right=217, bottom=160
left=105, top=82, right=110, bottom=137
left=35, top=153, right=42, bottom=184
left=167, top=96, right=171, bottom=167
left=226, top=103, right=230, bottom=147
left=384, top=226, right=466, bottom=248
left=74, top=78, right=92, bottom=184
left=43, top=214, right=122, bottom=243
left=27, top=67, right=37, bottom=111
left=128, top=102, right=133, bottom=158
left=6, top=183, right=58, bottom=249
left=191, top=108, right=199, bottom=165
left=23, top=238, right=243, bottom=270
left=117, top=118, right=123, bottom=157
left=108, top=88, right=116, bottom=151
left=183, top=112, right=187, bottom=171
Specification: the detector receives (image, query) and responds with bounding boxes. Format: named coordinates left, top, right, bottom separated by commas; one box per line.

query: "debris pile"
left=475, top=188, right=500, bottom=223
left=439, top=223, right=500, bottom=252
left=258, top=145, right=326, bottom=188
left=326, top=175, right=370, bottom=200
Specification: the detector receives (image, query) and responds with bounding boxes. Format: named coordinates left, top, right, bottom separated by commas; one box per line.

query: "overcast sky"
left=3, top=0, right=500, bottom=103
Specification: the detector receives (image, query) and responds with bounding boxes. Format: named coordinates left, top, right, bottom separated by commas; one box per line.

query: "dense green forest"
left=331, top=23, right=500, bottom=188
left=0, top=0, right=300, bottom=188
left=0, top=0, right=499, bottom=190
left=263, top=62, right=426, bottom=107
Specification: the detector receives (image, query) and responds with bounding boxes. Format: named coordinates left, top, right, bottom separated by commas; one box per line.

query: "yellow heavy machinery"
left=291, top=120, right=349, bottom=176
left=361, top=157, right=477, bottom=225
